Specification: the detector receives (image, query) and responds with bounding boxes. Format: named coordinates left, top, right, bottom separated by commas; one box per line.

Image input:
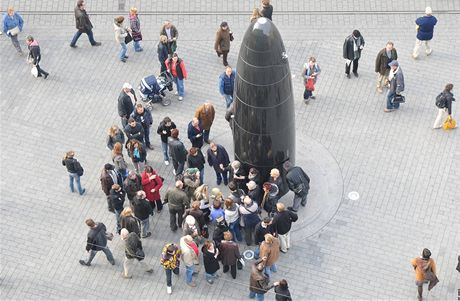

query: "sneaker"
left=206, top=278, right=214, bottom=284
left=79, top=260, right=90, bottom=266
left=383, top=108, right=394, bottom=113
left=124, top=55, right=129, bottom=59
left=92, top=42, right=102, bottom=46
left=174, top=91, right=179, bottom=96
left=187, top=282, right=197, bottom=287
left=120, top=58, right=126, bottom=63
left=178, top=96, right=183, bottom=101
left=167, top=286, right=172, bottom=294
left=164, top=160, right=169, bottom=166
left=79, top=188, right=86, bottom=195
left=70, top=44, right=77, bottom=48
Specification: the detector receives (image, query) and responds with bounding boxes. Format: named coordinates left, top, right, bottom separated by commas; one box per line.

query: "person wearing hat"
left=118, top=82, right=137, bottom=128
left=100, top=163, right=123, bottom=212
left=384, top=60, right=405, bottom=112
left=26, top=35, right=49, bottom=79
left=413, top=7, right=437, bottom=59
left=411, top=248, right=438, bottom=300
left=343, top=29, right=365, bottom=78
left=239, top=196, right=261, bottom=246
left=249, top=259, right=274, bottom=300
left=120, top=228, right=153, bottom=279
left=113, top=15, right=132, bottom=62
left=160, top=243, right=181, bottom=294
left=375, top=41, right=398, bottom=93
left=179, top=235, right=200, bottom=287
left=214, top=21, right=233, bottom=66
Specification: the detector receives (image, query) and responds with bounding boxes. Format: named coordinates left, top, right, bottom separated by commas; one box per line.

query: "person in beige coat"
left=113, top=16, right=131, bottom=62
left=180, top=235, right=200, bottom=287
left=259, top=233, right=280, bottom=278
left=194, top=102, right=215, bottom=144
left=214, top=21, right=233, bottom=66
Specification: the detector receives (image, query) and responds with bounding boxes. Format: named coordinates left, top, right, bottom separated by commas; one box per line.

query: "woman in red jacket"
left=165, top=52, right=187, bottom=101
left=141, top=165, right=163, bottom=212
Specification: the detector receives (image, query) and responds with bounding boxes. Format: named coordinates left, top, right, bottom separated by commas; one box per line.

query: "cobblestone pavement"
left=1, top=0, right=459, bottom=300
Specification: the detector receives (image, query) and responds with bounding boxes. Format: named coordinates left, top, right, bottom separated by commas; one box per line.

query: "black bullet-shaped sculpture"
left=233, top=17, right=295, bottom=188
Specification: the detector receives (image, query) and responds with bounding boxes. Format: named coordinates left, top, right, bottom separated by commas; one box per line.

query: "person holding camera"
left=62, top=151, right=86, bottom=195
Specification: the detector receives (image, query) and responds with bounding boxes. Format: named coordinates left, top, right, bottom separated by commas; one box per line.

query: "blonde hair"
left=308, top=57, right=317, bottom=63
left=7, top=6, right=14, bottom=13
left=270, top=168, right=280, bottom=177
left=129, top=7, right=138, bottom=15
left=160, top=35, right=168, bottom=43
left=191, top=201, right=200, bottom=209
left=194, top=184, right=209, bottom=201
left=264, top=233, right=274, bottom=243
left=276, top=202, right=285, bottom=212
left=107, top=125, right=119, bottom=137
left=121, top=207, right=133, bottom=217
left=262, top=0, right=270, bottom=6
left=250, top=8, right=262, bottom=21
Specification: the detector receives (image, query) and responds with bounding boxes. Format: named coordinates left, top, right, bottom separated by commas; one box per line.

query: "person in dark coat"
left=274, top=279, right=293, bottom=301
left=260, top=0, right=273, bottom=21
left=207, top=142, right=230, bottom=186
left=254, top=217, right=273, bottom=259
left=433, top=83, right=456, bottom=129
left=70, top=0, right=101, bottom=47
left=219, top=231, right=241, bottom=279
left=131, top=103, right=153, bottom=150
left=269, top=168, right=286, bottom=198
left=120, top=207, right=140, bottom=236
left=271, top=203, right=298, bottom=253
left=79, top=219, right=115, bottom=266
left=212, top=216, right=229, bottom=247
left=249, top=259, right=274, bottom=299
left=219, top=66, right=236, bottom=108
left=214, top=21, right=233, bottom=66
left=168, top=128, right=188, bottom=175
left=375, top=42, right=398, bottom=94
left=187, top=117, right=204, bottom=149
left=132, top=191, right=152, bottom=238
left=108, top=184, right=126, bottom=233
left=106, top=125, right=125, bottom=150
left=384, top=60, right=405, bottom=112
left=120, top=229, right=153, bottom=278
left=229, top=160, right=248, bottom=193
left=100, top=163, right=123, bottom=212
left=343, top=29, right=365, bottom=78
left=187, top=147, right=206, bottom=184
left=157, top=116, right=177, bottom=165
left=247, top=181, right=262, bottom=206
left=413, top=7, right=437, bottom=59
left=157, top=35, right=169, bottom=73
left=261, top=182, right=279, bottom=215
left=26, top=36, right=49, bottom=79
left=124, top=118, right=145, bottom=145
left=123, top=171, right=142, bottom=203
left=283, top=161, right=310, bottom=212
left=118, top=83, right=137, bottom=128
left=126, top=139, right=147, bottom=173
left=62, top=150, right=86, bottom=195
left=160, top=21, right=178, bottom=54
left=163, top=180, right=190, bottom=231
left=201, top=240, right=220, bottom=284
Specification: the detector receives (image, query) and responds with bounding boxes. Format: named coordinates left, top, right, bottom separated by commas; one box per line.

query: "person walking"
left=108, top=184, right=126, bottom=234
left=411, top=248, right=438, bottom=300
left=433, top=84, right=456, bottom=129
left=168, top=129, right=188, bottom=175
left=128, top=7, right=143, bottom=52
left=26, top=36, right=49, bottom=79
left=214, top=21, right=233, bottom=66
left=180, top=235, right=200, bottom=287
left=375, top=42, right=398, bottom=94
left=195, top=102, right=215, bottom=144
left=120, top=229, right=153, bottom=278
left=384, top=60, right=405, bottom=112
left=113, top=16, right=131, bottom=63
left=259, top=233, right=280, bottom=279
left=219, top=66, right=236, bottom=108
left=70, top=0, right=101, bottom=48
left=62, top=150, right=86, bottom=195
left=165, top=53, right=187, bottom=101
left=100, top=163, right=123, bottom=212
left=163, top=180, right=190, bottom=231
left=141, top=165, right=163, bottom=213
left=158, top=35, right=169, bottom=73
left=254, top=217, right=273, bottom=259
left=201, top=240, right=220, bottom=284
left=123, top=170, right=142, bottom=204
left=187, top=147, right=206, bottom=184
left=239, top=196, right=261, bottom=246
left=249, top=259, right=274, bottom=301
left=187, top=117, right=204, bottom=149
left=343, top=29, right=365, bottom=78
left=271, top=203, right=297, bottom=253
left=118, top=83, right=137, bottom=128
left=274, top=279, right=293, bottom=301
left=106, top=125, right=125, bottom=150
left=157, top=116, right=177, bottom=165
left=224, top=199, right=242, bottom=242
left=3, top=6, right=24, bottom=54
left=112, top=142, right=128, bottom=180
left=207, top=142, right=230, bottom=186
left=120, top=207, right=140, bottom=236
left=126, top=139, right=147, bottom=173
left=412, top=7, right=437, bottom=59
left=79, top=219, right=115, bottom=266
left=160, top=21, right=179, bottom=55
left=160, top=243, right=181, bottom=294
left=131, top=103, right=153, bottom=150
left=219, top=231, right=241, bottom=279
left=283, top=161, right=310, bottom=212
left=132, top=190, right=152, bottom=238
left=260, top=0, right=273, bottom=21
left=301, top=57, right=321, bottom=102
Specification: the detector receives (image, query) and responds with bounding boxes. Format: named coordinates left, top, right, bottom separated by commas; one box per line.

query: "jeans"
left=215, top=169, right=229, bottom=185
left=203, top=129, right=211, bottom=143
left=254, top=245, right=260, bottom=259
left=223, top=264, right=237, bottom=279
left=86, top=247, right=114, bottom=264
left=161, top=141, right=169, bottom=161
left=115, top=209, right=122, bottom=233
left=133, top=40, right=142, bottom=51
left=143, top=126, right=151, bottom=147
left=174, top=78, right=185, bottom=97
left=249, top=291, right=265, bottom=301
left=121, top=116, right=129, bottom=129
left=386, top=91, right=400, bottom=110
left=172, top=160, right=185, bottom=175
left=119, top=42, right=127, bottom=61
left=132, top=160, right=146, bottom=174
left=140, top=217, right=150, bottom=237
left=169, top=207, right=184, bottom=230
left=69, top=173, right=84, bottom=194
left=9, top=34, right=22, bottom=52
left=165, top=267, right=180, bottom=287
left=229, top=220, right=242, bottom=242
left=244, top=224, right=256, bottom=246
left=264, top=264, right=277, bottom=278
left=70, top=29, right=97, bottom=46
left=221, top=50, right=229, bottom=66
left=278, top=232, right=290, bottom=252
left=185, top=265, right=194, bottom=283
left=413, top=39, right=432, bottom=58
left=205, top=272, right=216, bottom=282
left=224, top=94, right=233, bottom=108
left=345, top=59, right=359, bottom=74
left=303, top=88, right=313, bottom=100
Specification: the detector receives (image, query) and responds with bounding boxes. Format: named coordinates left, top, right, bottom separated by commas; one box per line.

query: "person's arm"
left=393, top=49, right=398, bottom=61
left=375, top=51, right=381, bottom=73
left=343, top=38, right=348, bottom=59
left=180, top=61, right=187, bottom=79
left=219, top=75, right=225, bottom=95
left=214, top=31, right=220, bottom=52
left=156, top=123, right=163, bottom=135
left=17, top=13, right=24, bottom=31
left=163, top=190, right=169, bottom=204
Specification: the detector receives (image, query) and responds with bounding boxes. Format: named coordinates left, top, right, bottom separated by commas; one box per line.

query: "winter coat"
left=187, top=150, right=206, bottom=170
left=248, top=187, right=262, bottom=206
left=195, top=104, right=215, bottom=130
left=113, top=22, right=128, bottom=43
left=214, top=27, right=231, bottom=53
left=157, top=121, right=177, bottom=143
left=160, top=24, right=179, bottom=40
left=343, top=34, right=365, bottom=61
left=229, top=167, right=248, bottom=192
left=132, top=197, right=151, bottom=220
left=160, top=243, right=181, bottom=270
left=123, top=174, right=142, bottom=201
left=224, top=203, right=240, bottom=224
left=131, top=109, right=153, bottom=129
left=301, top=62, right=321, bottom=84
left=182, top=220, right=201, bottom=239
left=108, top=188, right=126, bottom=211
left=249, top=260, right=273, bottom=294
left=389, top=67, right=405, bottom=94
left=117, top=89, right=136, bottom=118
left=275, top=285, right=292, bottom=301
left=213, top=223, right=229, bottom=246
left=219, top=70, right=236, bottom=96
left=375, top=48, right=398, bottom=75
left=120, top=215, right=140, bottom=235
left=163, top=187, right=190, bottom=210
left=207, top=145, right=230, bottom=172
left=129, top=14, right=141, bottom=40
left=85, top=223, right=108, bottom=251
left=184, top=208, right=206, bottom=231
left=202, top=245, right=220, bottom=274
left=228, top=189, right=245, bottom=205
left=285, top=166, right=310, bottom=196
left=260, top=5, right=273, bottom=20
left=416, top=15, right=437, bottom=41
left=165, top=58, right=187, bottom=80
left=219, top=240, right=240, bottom=266
left=259, top=237, right=280, bottom=266
left=107, top=130, right=125, bottom=150
left=157, top=42, right=169, bottom=64
left=127, top=144, right=147, bottom=163
left=2, top=12, right=24, bottom=34
left=141, top=171, right=163, bottom=202
left=125, top=232, right=143, bottom=259
left=187, top=121, right=204, bottom=149
left=27, top=41, right=41, bottom=65
left=183, top=174, right=200, bottom=201
left=168, top=137, right=188, bottom=163
left=272, top=210, right=298, bottom=235
left=254, top=222, right=273, bottom=245
left=270, top=176, right=286, bottom=198
left=239, top=201, right=260, bottom=228
left=100, top=169, right=122, bottom=196
left=74, top=7, right=93, bottom=32
left=112, top=154, right=128, bottom=175
left=440, top=90, right=455, bottom=115
left=180, top=236, right=199, bottom=266
left=62, top=157, right=82, bottom=174
left=124, top=123, right=145, bottom=143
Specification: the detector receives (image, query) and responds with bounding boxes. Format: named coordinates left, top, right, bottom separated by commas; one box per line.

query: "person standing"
left=271, top=203, right=298, bottom=253
left=219, top=66, right=236, bottom=108
left=113, top=16, right=131, bottom=63
left=106, top=125, right=125, bottom=150
left=259, top=234, right=280, bottom=279
left=160, top=21, right=179, bottom=55
left=201, top=240, right=220, bottom=284
left=229, top=160, right=248, bottom=193
left=249, top=259, right=274, bottom=301
left=343, top=29, right=365, bottom=78
left=283, top=161, right=310, bottom=212
left=261, top=182, right=279, bottom=215
left=195, top=102, right=215, bottom=144
left=207, top=142, right=230, bottom=186
left=70, top=0, right=101, bottom=48
left=269, top=168, right=286, bottom=198
left=111, top=142, right=128, bottom=180
left=26, top=36, right=49, bottom=79
left=433, top=84, right=456, bottom=129
left=158, top=35, right=169, bottom=73
left=187, top=147, right=206, bottom=184
left=108, top=184, right=126, bottom=234
left=2, top=6, right=24, bottom=54
left=188, top=118, right=204, bottom=149
left=413, top=7, right=437, bottom=59
left=375, top=42, right=398, bottom=94
left=157, top=116, right=177, bottom=165
left=62, top=150, right=85, bottom=195
left=126, top=139, right=147, bottom=173
left=100, top=163, right=123, bottom=212
left=384, top=60, right=405, bottom=112
left=411, top=248, right=438, bottom=300
left=132, top=190, right=152, bottom=238
left=123, top=170, right=142, bottom=203
left=301, top=57, right=321, bottom=102
left=131, top=103, right=153, bottom=150
left=183, top=168, right=201, bottom=202
left=128, top=7, right=143, bottom=52
left=118, top=83, right=137, bottom=128
left=180, top=235, right=200, bottom=287
left=254, top=217, right=272, bottom=259
left=120, top=207, right=140, bottom=236
left=165, top=53, right=187, bottom=101
left=219, top=231, right=241, bottom=279
left=163, top=180, right=190, bottom=231
left=239, top=196, right=261, bottom=246
left=141, top=166, right=163, bottom=212
left=124, top=118, right=145, bottom=145
left=214, top=22, right=233, bottom=66
left=224, top=199, right=242, bottom=242
left=120, top=229, right=153, bottom=278
left=260, top=0, right=273, bottom=21
left=247, top=181, right=262, bottom=206
left=79, top=219, right=115, bottom=266
left=274, top=279, right=293, bottom=301
left=160, top=243, right=181, bottom=295
left=168, top=129, right=188, bottom=175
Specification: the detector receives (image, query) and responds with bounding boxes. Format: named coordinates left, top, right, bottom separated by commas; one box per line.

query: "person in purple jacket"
left=412, top=7, right=437, bottom=59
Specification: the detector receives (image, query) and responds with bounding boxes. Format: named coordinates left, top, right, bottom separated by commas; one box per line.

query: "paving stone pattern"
left=0, top=0, right=459, bottom=300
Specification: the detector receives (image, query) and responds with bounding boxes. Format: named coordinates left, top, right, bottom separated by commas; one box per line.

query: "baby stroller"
left=138, top=71, right=174, bottom=108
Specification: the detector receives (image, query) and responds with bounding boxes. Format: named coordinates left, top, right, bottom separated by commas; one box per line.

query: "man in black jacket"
left=132, top=191, right=152, bottom=238
left=168, top=128, right=188, bottom=175
left=131, top=103, right=153, bottom=150
left=254, top=217, right=272, bottom=259
left=283, top=161, right=310, bottom=212
left=26, top=36, right=49, bottom=79
left=123, top=171, right=143, bottom=204
left=271, top=203, right=298, bottom=253
left=79, top=219, right=115, bottom=266
left=207, top=142, right=230, bottom=186
left=109, top=184, right=126, bottom=233
left=62, top=150, right=86, bottom=195
left=70, top=0, right=101, bottom=48
left=343, top=29, right=365, bottom=78
left=124, top=118, right=145, bottom=145
left=163, top=180, right=190, bottom=231
left=120, top=228, right=153, bottom=278
left=118, top=83, right=137, bottom=128
left=157, top=116, right=177, bottom=165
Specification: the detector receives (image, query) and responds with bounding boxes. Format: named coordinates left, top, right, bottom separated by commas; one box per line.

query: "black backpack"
left=435, top=93, right=446, bottom=108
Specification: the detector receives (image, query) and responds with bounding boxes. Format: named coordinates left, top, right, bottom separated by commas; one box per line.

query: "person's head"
left=129, top=7, right=138, bottom=16
left=191, top=200, right=200, bottom=210
left=225, top=66, right=233, bottom=76
left=113, top=142, right=123, bottom=155
left=185, top=215, right=196, bottom=226
left=270, top=168, right=280, bottom=178
left=223, top=231, right=233, bottom=241
left=276, top=202, right=285, bottom=212
left=422, top=248, right=432, bottom=259
left=256, top=260, right=265, bottom=271
left=112, top=183, right=121, bottom=191
left=183, top=235, right=193, bottom=243
left=210, top=142, right=217, bottom=152
left=211, top=187, right=222, bottom=200
left=388, top=60, right=399, bottom=70
left=172, top=52, right=179, bottom=63
left=7, top=6, right=16, bottom=16
left=26, top=36, right=34, bottom=45
left=224, top=198, right=234, bottom=209
left=66, top=150, right=75, bottom=159
left=174, top=180, right=183, bottom=189
left=121, top=207, right=133, bottom=217
left=213, top=199, right=221, bottom=209
left=171, top=128, right=179, bottom=138
left=122, top=82, right=132, bottom=93
left=144, top=165, right=154, bottom=175
left=85, top=218, right=96, bottom=227
left=231, top=160, right=241, bottom=170
left=164, top=20, right=172, bottom=29
left=262, top=217, right=271, bottom=225
left=278, top=279, right=288, bottom=290
left=185, top=168, right=199, bottom=178
left=128, top=170, right=137, bottom=180
left=128, top=117, right=136, bottom=127
left=120, top=228, right=129, bottom=240
left=352, top=29, right=361, bottom=38
left=136, top=190, right=146, bottom=199
left=160, top=35, right=168, bottom=44
left=135, top=103, right=145, bottom=114
left=263, top=182, right=271, bottom=192
left=108, top=125, right=120, bottom=137
left=264, top=233, right=274, bottom=243
left=104, top=163, right=114, bottom=171
left=166, top=244, right=176, bottom=254
left=203, top=240, right=214, bottom=250
left=191, top=117, right=199, bottom=127
left=220, top=21, right=228, bottom=31
left=251, top=8, right=262, bottom=19
left=114, top=16, right=124, bottom=25
left=425, top=6, right=432, bottom=16
left=249, top=167, right=259, bottom=176
left=308, top=57, right=316, bottom=67
left=76, top=0, right=85, bottom=9
left=243, top=196, right=253, bottom=206
left=227, top=181, right=237, bottom=192
left=163, top=116, right=172, bottom=126
left=189, top=147, right=198, bottom=156
left=385, top=41, right=394, bottom=51
left=445, top=83, right=454, bottom=92
left=282, top=161, right=292, bottom=171
left=262, top=0, right=270, bottom=6
left=246, top=181, right=257, bottom=191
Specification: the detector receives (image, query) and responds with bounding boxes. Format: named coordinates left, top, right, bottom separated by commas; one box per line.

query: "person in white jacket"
left=113, top=16, right=131, bottom=62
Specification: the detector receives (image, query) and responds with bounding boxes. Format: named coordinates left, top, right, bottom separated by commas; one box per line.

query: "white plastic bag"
left=31, top=66, right=38, bottom=77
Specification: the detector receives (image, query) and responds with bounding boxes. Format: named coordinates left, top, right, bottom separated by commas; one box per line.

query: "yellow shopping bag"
left=442, top=116, right=457, bottom=130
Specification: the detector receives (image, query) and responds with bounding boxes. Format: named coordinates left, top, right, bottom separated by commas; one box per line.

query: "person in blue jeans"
left=3, top=6, right=24, bottom=54
left=62, top=151, right=86, bottom=195
left=224, top=199, right=242, bottom=242
left=113, top=16, right=131, bottom=62
left=157, top=117, right=177, bottom=165
left=70, top=0, right=101, bottom=48
left=166, top=53, right=187, bottom=101
left=384, top=60, right=405, bottom=112
left=218, top=66, right=236, bottom=108
left=128, top=7, right=143, bottom=52
left=259, top=234, right=280, bottom=279
left=180, top=235, right=199, bottom=287
left=249, top=259, right=274, bottom=300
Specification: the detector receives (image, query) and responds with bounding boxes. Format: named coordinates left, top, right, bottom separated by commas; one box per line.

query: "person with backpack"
left=62, top=150, right=86, bottom=195
left=433, top=83, right=456, bottom=129
left=301, top=57, right=321, bottom=103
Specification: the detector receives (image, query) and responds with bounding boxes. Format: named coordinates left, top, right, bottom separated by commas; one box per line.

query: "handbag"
left=305, top=78, right=315, bottom=91
left=8, top=26, right=20, bottom=36
left=229, top=32, right=234, bottom=41
left=442, top=116, right=457, bottom=130
left=125, top=33, right=133, bottom=44
left=31, top=66, right=38, bottom=77
left=392, top=94, right=405, bottom=103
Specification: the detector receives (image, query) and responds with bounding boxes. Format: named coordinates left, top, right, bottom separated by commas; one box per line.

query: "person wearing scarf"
left=180, top=235, right=200, bottom=287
